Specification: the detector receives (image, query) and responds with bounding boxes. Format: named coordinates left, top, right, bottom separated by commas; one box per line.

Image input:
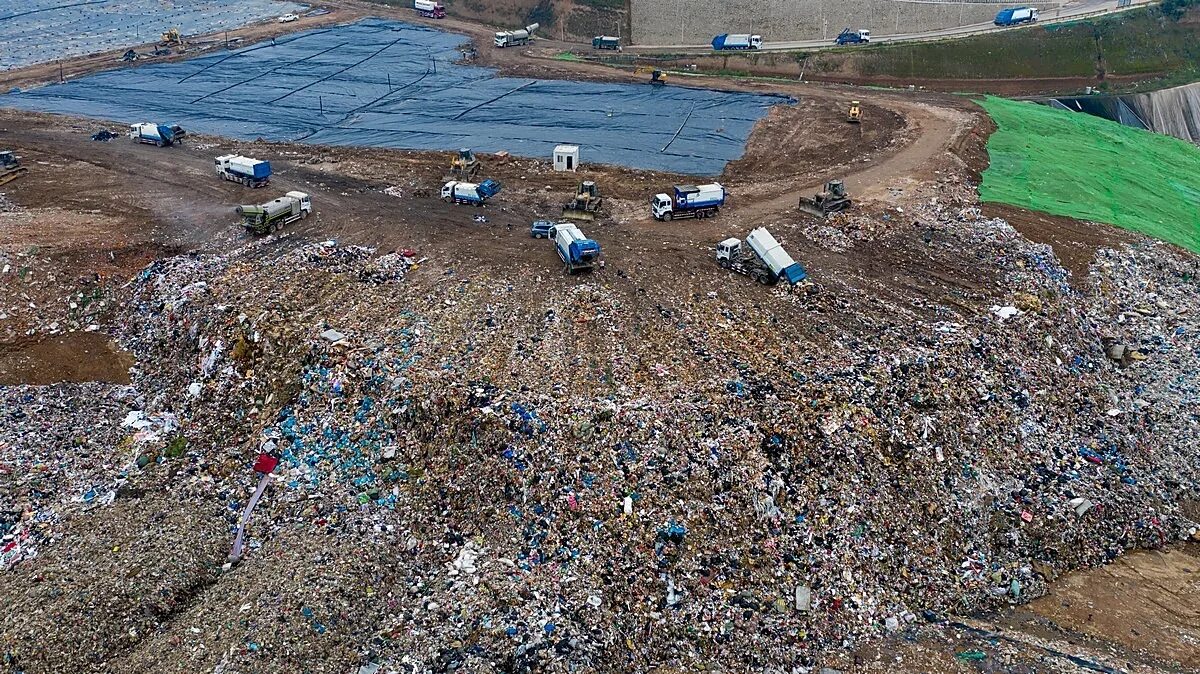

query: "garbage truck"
left=712, top=33, right=762, bottom=50
left=214, top=154, right=272, bottom=187
left=592, top=35, right=621, bottom=50
left=715, top=227, right=807, bottom=286
left=237, top=191, right=311, bottom=234
left=128, top=122, right=182, bottom=147
left=651, top=183, right=725, bottom=221
left=441, top=179, right=502, bottom=205
left=554, top=222, right=602, bottom=274
left=834, top=28, right=871, bottom=45
left=414, top=0, right=446, bottom=18
left=994, top=7, right=1038, bottom=25
left=494, top=23, right=538, bottom=48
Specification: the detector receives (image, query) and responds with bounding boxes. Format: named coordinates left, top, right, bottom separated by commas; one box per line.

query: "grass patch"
left=978, top=95, right=1200, bottom=253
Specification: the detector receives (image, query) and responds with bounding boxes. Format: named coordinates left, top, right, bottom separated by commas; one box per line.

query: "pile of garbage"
left=2, top=202, right=1199, bottom=672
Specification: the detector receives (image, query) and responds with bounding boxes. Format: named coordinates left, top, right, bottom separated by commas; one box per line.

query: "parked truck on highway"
left=494, top=23, right=538, bottom=47
left=554, top=222, right=602, bottom=274
left=215, top=154, right=272, bottom=187
left=237, top=191, right=311, bottom=234
left=441, top=179, right=501, bottom=205
left=652, top=183, right=725, bottom=221
left=834, top=28, right=871, bottom=45
left=711, top=33, right=762, bottom=50
left=128, top=122, right=184, bottom=147
left=716, top=228, right=807, bottom=286
left=592, top=35, right=621, bottom=50
left=414, top=0, right=446, bottom=18
left=994, top=7, right=1039, bottom=25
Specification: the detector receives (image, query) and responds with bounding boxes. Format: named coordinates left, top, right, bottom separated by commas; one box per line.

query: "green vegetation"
left=801, top=6, right=1200, bottom=91
left=978, top=96, right=1200, bottom=253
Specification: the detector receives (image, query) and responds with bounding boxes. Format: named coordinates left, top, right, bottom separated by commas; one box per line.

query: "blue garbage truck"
left=441, top=179, right=501, bottom=205
left=712, top=34, right=762, bottom=50
left=554, top=222, right=601, bottom=274
left=994, top=7, right=1039, bottom=25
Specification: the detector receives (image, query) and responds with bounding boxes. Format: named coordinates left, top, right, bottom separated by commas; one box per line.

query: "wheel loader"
left=798, top=180, right=852, bottom=217
left=561, top=180, right=603, bottom=221
left=0, top=151, right=27, bottom=187
left=635, top=67, right=667, bottom=86
left=847, top=101, right=862, bottom=123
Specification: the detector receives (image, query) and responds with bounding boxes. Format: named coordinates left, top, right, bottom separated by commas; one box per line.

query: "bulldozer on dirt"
left=448, top=148, right=481, bottom=180
left=561, top=180, right=603, bottom=221
left=635, top=67, right=668, bottom=86
left=847, top=101, right=862, bottom=123
left=160, top=28, right=184, bottom=47
left=0, top=150, right=28, bottom=187
left=798, top=180, right=852, bottom=217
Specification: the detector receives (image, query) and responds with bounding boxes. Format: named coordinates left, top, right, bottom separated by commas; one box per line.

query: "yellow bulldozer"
left=562, top=180, right=603, bottom=221
left=0, top=151, right=27, bottom=187
left=448, top=148, right=480, bottom=180
left=847, top=100, right=863, bottom=123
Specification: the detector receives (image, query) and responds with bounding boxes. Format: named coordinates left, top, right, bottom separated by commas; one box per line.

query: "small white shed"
left=553, top=144, right=579, bottom=172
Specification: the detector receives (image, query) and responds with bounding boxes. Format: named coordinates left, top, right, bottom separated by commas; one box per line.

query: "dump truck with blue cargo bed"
left=994, top=7, right=1038, bottom=25
left=835, top=28, right=871, bottom=45
left=237, top=191, right=311, bottom=235
left=652, top=183, right=725, bottom=221
left=712, top=34, right=762, bottom=50
left=128, top=122, right=183, bottom=147
left=592, top=35, right=620, bottom=50
left=442, top=179, right=501, bottom=205
left=215, top=155, right=272, bottom=187
left=555, top=223, right=601, bottom=273
left=716, top=228, right=807, bottom=286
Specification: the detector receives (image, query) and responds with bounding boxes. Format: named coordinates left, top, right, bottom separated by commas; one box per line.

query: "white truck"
left=415, top=0, right=446, bottom=18
left=215, top=154, right=271, bottom=187
left=716, top=227, right=807, bottom=286
left=495, top=23, right=539, bottom=47
left=652, top=183, right=726, bottom=221
left=237, top=191, right=311, bottom=234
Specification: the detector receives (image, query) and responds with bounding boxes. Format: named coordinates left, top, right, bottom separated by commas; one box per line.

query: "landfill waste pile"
left=2, top=195, right=1199, bottom=674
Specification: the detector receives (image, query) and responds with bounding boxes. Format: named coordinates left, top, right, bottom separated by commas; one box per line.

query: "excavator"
left=0, top=151, right=27, bottom=187
left=160, top=28, right=184, bottom=47
left=847, top=100, right=863, bottom=123
left=448, top=148, right=480, bottom=179
left=798, top=180, right=852, bottom=217
left=635, top=67, right=668, bottom=86
left=561, top=180, right=603, bottom=221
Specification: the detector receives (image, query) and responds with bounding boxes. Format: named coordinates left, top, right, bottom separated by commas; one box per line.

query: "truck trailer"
left=128, top=122, right=182, bottom=147
left=215, top=154, right=272, bottom=187
left=415, top=0, right=446, bottom=18
left=716, top=228, right=807, bottom=286
left=712, top=33, right=762, bottom=50
left=994, top=7, right=1038, bottom=25
left=441, top=179, right=502, bottom=205
left=554, top=223, right=602, bottom=274
left=495, top=23, right=539, bottom=47
left=652, top=183, right=726, bottom=221
left=237, top=191, right=311, bottom=235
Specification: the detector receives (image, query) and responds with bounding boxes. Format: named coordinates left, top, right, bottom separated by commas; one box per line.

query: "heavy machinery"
left=561, top=180, right=603, bottom=221
left=798, top=180, right=852, bottom=217
left=494, top=23, right=538, bottom=48
left=635, top=67, right=668, bottom=85
left=847, top=101, right=862, bottom=123
left=0, top=151, right=28, bottom=186
left=652, top=183, right=725, bottom=221
left=716, top=228, right=807, bottom=286
left=554, top=223, right=602, bottom=274
left=160, top=28, right=184, bottom=46
left=448, top=148, right=480, bottom=180
left=215, top=155, right=272, bottom=187
left=237, top=191, right=311, bottom=234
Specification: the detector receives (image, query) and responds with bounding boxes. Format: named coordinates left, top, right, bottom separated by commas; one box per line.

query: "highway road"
left=626, top=0, right=1156, bottom=53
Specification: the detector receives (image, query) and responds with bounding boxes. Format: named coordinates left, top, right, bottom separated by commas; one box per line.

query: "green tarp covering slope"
left=978, top=95, right=1200, bottom=254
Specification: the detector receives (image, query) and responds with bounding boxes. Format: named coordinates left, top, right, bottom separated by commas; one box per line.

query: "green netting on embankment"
left=978, top=95, right=1200, bottom=254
